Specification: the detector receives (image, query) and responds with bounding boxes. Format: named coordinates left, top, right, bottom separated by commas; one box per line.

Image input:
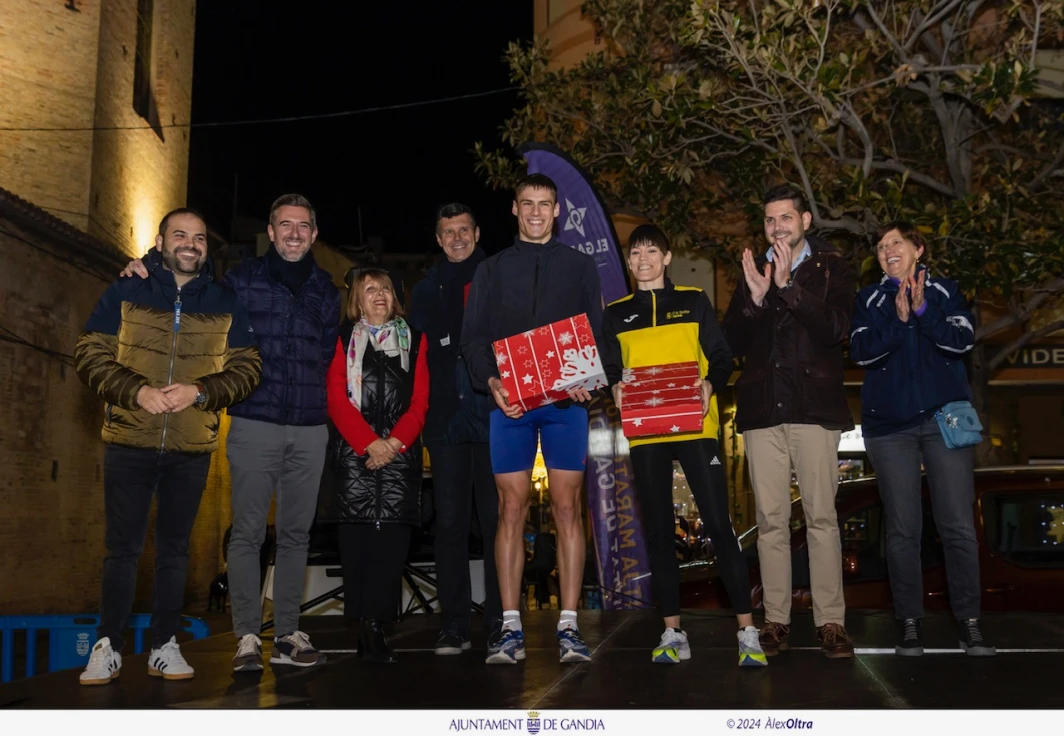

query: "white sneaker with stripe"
left=79, top=637, right=122, bottom=686
left=148, top=636, right=195, bottom=680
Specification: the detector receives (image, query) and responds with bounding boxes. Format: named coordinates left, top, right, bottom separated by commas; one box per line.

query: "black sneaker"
left=434, top=629, right=471, bottom=656
left=895, top=618, right=923, bottom=657
left=958, top=618, right=996, bottom=657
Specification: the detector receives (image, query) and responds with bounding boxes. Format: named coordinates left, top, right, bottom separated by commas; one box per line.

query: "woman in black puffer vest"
left=326, top=268, right=429, bottom=663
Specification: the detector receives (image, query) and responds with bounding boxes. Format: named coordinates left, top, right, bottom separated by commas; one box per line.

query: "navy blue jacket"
left=849, top=267, right=975, bottom=437
left=461, top=237, right=603, bottom=393
left=408, top=256, right=494, bottom=446
left=223, top=250, right=341, bottom=426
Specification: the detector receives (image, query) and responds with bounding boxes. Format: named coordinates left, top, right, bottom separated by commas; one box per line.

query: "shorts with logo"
left=489, top=403, right=589, bottom=474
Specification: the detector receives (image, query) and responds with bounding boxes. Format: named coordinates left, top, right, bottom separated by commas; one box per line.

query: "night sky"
left=186, top=0, right=533, bottom=256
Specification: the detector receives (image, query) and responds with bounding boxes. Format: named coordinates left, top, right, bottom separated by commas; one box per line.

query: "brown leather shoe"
left=817, top=623, right=855, bottom=659
left=758, top=622, right=790, bottom=656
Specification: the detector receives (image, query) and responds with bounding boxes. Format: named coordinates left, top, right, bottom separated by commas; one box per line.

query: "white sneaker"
left=233, top=633, right=264, bottom=672
left=738, top=626, right=769, bottom=667
left=652, top=628, right=691, bottom=663
left=148, top=636, right=195, bottom=680
left=79, top=637, right=122, bottom=686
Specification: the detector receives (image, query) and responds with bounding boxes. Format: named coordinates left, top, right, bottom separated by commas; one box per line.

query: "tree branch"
left=975, top=276, right=1064, bottom=341
left=861, top=3, right=909, bottom=60
left=905, top=0, right=967, bottom=52
left=779, top=115, right=822, bottom=224
left=988, top=319, right=1064, bottom=371
left=1029, top=139, right=1064, bottom=191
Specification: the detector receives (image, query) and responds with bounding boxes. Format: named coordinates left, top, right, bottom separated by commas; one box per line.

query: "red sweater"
left=326, top=334, right=429, bottom=455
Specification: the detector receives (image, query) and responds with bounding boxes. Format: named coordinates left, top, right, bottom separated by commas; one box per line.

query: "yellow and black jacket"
left=601, top=279, right=733, bottom=448
left=74, top=248, right=262, bottom=453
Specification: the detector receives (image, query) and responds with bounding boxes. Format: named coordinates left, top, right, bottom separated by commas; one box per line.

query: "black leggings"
left=630, top=438, right=752, bottom=618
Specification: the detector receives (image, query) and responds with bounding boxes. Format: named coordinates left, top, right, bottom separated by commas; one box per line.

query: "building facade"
left=0, top=0, right=204, bottom=616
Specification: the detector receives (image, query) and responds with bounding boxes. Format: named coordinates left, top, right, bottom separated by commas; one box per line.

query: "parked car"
left=678, top=465, right=1064, bottom=612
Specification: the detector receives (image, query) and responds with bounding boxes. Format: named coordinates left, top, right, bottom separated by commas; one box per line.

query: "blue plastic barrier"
left=0, top=615, right=209, bottom=683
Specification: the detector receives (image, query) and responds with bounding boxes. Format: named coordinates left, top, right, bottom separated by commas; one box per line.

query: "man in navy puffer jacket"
left=221, top=194, right=340, bottom=671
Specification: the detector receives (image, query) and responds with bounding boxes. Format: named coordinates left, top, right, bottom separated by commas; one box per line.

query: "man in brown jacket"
left=723, top=185, right=856, bottom=658
left=73, top=208, right=261, bottom=685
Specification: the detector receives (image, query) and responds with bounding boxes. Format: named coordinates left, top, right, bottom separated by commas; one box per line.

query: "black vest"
left=328, top=322, right=423, bottom=526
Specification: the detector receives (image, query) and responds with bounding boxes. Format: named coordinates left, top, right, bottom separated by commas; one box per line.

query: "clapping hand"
left=741, top=249, right=773, bottom=307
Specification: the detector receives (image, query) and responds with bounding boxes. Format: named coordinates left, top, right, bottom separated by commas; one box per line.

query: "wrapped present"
left=492, top=313, right=607, bottom=412
left=619, top=362, right=704, bottom=438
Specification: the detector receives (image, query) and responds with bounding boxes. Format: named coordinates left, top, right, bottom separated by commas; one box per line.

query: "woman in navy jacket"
left=850, top=221, right=993, bottom=658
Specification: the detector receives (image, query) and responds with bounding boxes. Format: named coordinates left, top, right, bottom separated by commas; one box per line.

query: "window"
left=983, top=493, right=1064, bottom=567
left=133, top=0, right=163, bottom=139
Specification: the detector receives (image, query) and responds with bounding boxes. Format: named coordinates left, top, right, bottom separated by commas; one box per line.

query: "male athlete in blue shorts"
left=461, top=173, right=603, bottom=664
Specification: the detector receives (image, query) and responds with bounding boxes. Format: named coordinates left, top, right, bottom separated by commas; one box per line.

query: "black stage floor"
left=1, top=610, right=1062, bottom=710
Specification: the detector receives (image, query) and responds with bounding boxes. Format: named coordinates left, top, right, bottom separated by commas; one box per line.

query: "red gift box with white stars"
left=491, top=313, right=607, bottom=412
left=619, top=362, right=704, bottom=438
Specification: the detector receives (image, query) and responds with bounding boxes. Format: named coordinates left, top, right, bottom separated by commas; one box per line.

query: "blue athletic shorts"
left=489, top=403, right=589, bottom=474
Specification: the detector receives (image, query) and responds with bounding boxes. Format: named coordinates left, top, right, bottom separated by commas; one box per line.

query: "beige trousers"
left=744, top=424, right=845, bottom=627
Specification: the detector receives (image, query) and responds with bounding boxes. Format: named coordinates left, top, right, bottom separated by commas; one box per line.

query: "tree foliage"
left=476, top=0, right=1064, bottom=366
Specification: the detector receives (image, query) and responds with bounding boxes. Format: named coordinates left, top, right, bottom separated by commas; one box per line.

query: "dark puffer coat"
left=327, top=322, right=428, bottom=526
left=223, top=251, right=340, bottom=427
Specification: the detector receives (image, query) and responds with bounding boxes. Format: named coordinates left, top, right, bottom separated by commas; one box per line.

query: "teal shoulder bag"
left=934, top=401, right=983, bottom=450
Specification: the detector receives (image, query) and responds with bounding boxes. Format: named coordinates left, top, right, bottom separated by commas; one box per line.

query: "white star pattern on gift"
left=670, top=425, right=681, bottom=432
left=524, top=360, right=534, bottom=368
left=496, top=353, right=508, bottom=366
left=523, top=330, right=536, bottom=338
left=631, top=418, right=644, bottom=426
left=667, top=382, right=676, bottom=388
left=644, top=397, right=664, bottom=407
left=546, top=350, right=555, bottom=359
left=645, top=367, right=662, bottom=376
left=501, top=371, right=511, bottom=378
left=651, top=390, right=660, bottom=395
left=557, top=331, right=574, bottom=346
left=522, top=374, right=533, bottom=385
left=537, top=326, right=551, bottom=335
left=517, top=345, right=528, bottom=354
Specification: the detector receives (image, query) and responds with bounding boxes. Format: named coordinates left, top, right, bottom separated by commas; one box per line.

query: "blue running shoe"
left=485, top=628, right=525, bottom=664
left=557, top=627, right=592, bottom=663
left=738, top=626, right=768, bottom=667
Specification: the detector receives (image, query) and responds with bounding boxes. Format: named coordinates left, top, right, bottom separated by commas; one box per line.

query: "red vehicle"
left=678, top=465, right=1064, bottom=612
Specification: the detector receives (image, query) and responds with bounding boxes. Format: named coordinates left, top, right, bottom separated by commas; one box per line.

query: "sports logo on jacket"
left=666, top=310, right=690, bottom=320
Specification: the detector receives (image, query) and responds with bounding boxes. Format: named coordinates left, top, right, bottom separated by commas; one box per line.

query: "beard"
left=162, top=247, right=205, bottom=275
left=770, top=229, right=805, bottom=251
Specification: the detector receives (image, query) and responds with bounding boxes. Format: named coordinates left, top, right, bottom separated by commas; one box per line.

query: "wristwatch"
left=194, top=383, right=207, bottom=406
left=778, top=278, right=794, bottom=292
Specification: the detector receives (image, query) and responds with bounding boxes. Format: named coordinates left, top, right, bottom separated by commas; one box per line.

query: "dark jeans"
left=428, top=442, right=501, bottom=633
left=99, top=445, right=211, bottom=651
left=865, top=416, right=981, bottom=620
left=338, top=523, right=412, bottom=621
left=630, top=438, right=752, bottom=618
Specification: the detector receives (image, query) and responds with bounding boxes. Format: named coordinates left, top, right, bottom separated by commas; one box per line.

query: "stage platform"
left=1, top=610, right=1062, bottom=710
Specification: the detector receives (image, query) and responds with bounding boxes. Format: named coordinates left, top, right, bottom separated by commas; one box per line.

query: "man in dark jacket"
left=462, top=174, right=603, bottom=665
left=75, top=208, right=261, bottom=686
left=121, top=193, right=340, bottom=672
left=722, top=184, right=856, bottom=659
left=408, top=203, right=502, bottom=656
left=222, top=194, right=340, bottom=671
